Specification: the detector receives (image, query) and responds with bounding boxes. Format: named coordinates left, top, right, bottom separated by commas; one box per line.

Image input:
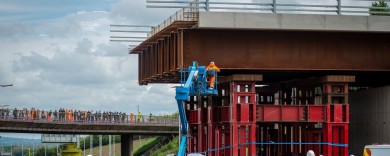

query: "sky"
left=0, top=0, right=179, bottom=116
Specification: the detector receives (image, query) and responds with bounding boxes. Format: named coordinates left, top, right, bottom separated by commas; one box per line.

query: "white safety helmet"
left=306, top=150, right=315, bottom=156
left=210, top=61, right=215, bottom=65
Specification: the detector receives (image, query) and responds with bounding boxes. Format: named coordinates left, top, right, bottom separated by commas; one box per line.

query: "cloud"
left=0, top=1, right=178, bottom=115
left=0, top=0, right=116, bottom=22
left=110, top=0, right=176, bottom=25
left=6, top=35, right=176, bottom=113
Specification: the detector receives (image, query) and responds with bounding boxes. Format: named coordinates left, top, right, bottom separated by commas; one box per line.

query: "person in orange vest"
left=70, top=109, right=74, bottom=122
left=66, top=109, right=69, bottom=121
left=130, top=112, right=134, bottom=123
left=30, top=108, right=34, bottom=120
left=206, top=61, right=220, bottom=90
left=48, top=110, right=52, bottom=121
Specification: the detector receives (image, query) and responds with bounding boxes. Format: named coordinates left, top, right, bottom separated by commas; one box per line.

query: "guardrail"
left=147, top=7, right=198, bottom=38
left=145, top=0, right=390, bottom=38
left=147, top=0, right=390, bottom=15
left=0, top=113, right=179, bottom=125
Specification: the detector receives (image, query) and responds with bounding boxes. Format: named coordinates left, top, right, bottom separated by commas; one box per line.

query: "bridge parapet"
left=0, top=114, right=178, bottom=125
left=148, top=8, right=198, bottom=38
left=147, top=0, right=390, bottom=16
left=0, top=117, right=179, bottom=135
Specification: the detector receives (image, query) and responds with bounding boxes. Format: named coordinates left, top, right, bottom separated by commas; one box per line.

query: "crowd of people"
left=0, top=107, right=165, bottom=123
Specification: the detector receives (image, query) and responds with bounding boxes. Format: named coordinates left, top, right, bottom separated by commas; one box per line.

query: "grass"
left=150, top=136, right=179, bottom=156
left=134, top=136, right=162, bottom=156
left=83, top=137, right=157, bottom=156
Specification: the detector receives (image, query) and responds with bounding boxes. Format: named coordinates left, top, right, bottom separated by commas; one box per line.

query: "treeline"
left=31, top=135, right=121, bottom=156
left=33, top=146, right=57, bottom=156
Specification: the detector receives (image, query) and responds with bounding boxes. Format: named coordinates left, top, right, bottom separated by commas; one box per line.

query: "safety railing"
left=0, top=110, right=179, bottom=125
left=147, top=7, right=198, bottom=38
left=148, top=0, right=390, bottom=15
left=146, top=0, right=390, bottom=37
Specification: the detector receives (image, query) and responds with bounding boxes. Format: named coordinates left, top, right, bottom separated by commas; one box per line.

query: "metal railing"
left=147, top=0, right=390, bottom=15
left=147, top=7, right=198, bottom=38
left=0, top=109, right=179, bottom=125
left=144, top=0, right=390, bottom=39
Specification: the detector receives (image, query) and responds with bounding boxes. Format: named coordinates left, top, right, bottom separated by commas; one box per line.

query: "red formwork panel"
left=197, top=107, right=208, bottom=123
left=208, top=106, right=214, bottom=123
left=239, top=125, right=246, bottom=156
left=220, top=106, right=230, bottom=122
left=238, top=103, right=250, bottom=122
left=223, top=129, right=231, bottom=156
left=334, top=104, right=343, bottom=123
left=198, top=124, right=207, bottom=152
left=307, top=130, right=323, bottom=155
left=214, top=129, right=221, bottom=156
left=281, top=106, right=303, bottom=121
left=198, top=108, right=204, bottom=124
left=257, top=105, right=326, bottom=122
left=188, top=125, right=199, bottom=153
left=230, top=81, right=257, bottom=156
left=323, top=123, right=349, bottom=156
left=189, top=110, right=198, bottom=124
left=308, top=105, right=326, bottom=122
left=207, top=123, right=215, bottom=156
left=344, top=104, right=349, bottom=122
left=230, top=123, right=239, bottom=156
left=326, top=104, right=349, bottom=123
left=258, top=105, right=281, bottom=121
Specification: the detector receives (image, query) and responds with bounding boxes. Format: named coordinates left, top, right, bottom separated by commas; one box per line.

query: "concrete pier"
left=121, top=134, right=134, bottom=156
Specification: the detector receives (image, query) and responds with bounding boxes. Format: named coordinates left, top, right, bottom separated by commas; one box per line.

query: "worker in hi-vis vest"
left=206, top=61, right=220, bottom=90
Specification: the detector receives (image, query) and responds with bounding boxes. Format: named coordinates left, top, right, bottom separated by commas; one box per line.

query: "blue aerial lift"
left=175, top=61, right=218, bottom=156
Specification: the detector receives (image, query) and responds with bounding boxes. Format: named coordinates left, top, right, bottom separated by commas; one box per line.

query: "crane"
left=175, top=61, right=218, bottom=156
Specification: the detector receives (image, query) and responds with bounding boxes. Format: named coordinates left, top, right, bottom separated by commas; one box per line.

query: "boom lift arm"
left=175, top=61, right=218, bottom=156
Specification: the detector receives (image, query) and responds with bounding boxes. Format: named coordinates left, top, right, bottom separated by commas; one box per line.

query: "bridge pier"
left=121, top=134, right=133, bottom=156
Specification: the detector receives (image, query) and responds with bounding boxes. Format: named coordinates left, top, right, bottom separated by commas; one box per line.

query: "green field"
left=150, top=136, right=179, bottom=156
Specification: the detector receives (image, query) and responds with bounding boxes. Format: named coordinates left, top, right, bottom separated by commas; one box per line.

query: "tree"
left=33, top=146, right=57, bottom=156
left=370, top=1, right=390, bottom=16
left=79, top=135, right=121, bottom=150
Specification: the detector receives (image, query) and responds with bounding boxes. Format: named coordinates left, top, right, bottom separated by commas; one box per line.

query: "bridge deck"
left=0, top=119, right=178, bottom=135
left=130, top=12, right=390, bottom=86
left=197, top=12, right=390, bottom=32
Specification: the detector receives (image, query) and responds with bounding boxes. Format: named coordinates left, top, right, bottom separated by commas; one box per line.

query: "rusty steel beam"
left=183, top=29, right=390, bottom=71
left=136, top=30, right=185, bottom=84
left=134, top=28, right=390, bottom=85
left=130, top=21, right=197, bottom=53
left=158, top=40, right=163, bottom=76
left=164, top=36, right=169, bottom=75
left=170, top=32, right=176, bottom=71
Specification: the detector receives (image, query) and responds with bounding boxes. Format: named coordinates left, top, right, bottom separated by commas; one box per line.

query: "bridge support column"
left=219, top=75, right=262, bottom=156
left=121, top=134, right=133, bottom=156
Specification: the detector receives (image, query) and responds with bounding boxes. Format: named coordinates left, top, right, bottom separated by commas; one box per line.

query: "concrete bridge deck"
left=197, top=12, right=390, bottom=32
left=0, top=119, right=178, bottom=135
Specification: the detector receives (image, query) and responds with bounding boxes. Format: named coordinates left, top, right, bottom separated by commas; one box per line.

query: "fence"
left=147, top=7, right=198, bottom=38
left=147, top=0, right=390, bottom=15
left=145, top=0, right=390, bottom=37
left=0, top=109, right=179, bottom=125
